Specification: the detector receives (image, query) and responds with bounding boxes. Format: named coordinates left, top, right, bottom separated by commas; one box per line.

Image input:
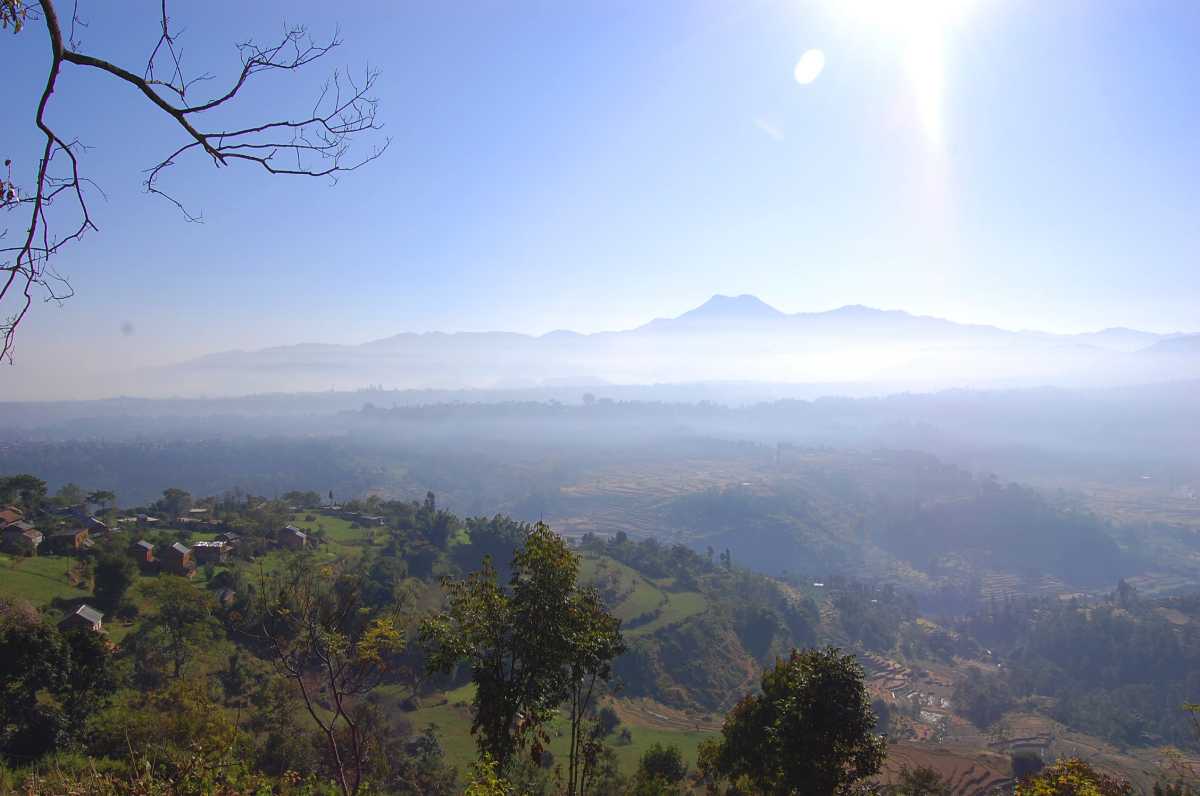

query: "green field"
left=288, top=512, right=376, bottom=559
left=399, top=683, right=715, bottom=778
left=578, top=554, right=666, bottom=620
left=0, top=552, right=89, bottom=605
left=578, top=553, right=709, bottom=639
left=626, top=590, right=707, bottom=638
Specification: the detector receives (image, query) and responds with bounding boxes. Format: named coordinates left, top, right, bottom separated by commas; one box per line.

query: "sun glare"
left=794, top=48, right=827, bottom=85
left=832, top=0, right=975, bottom=149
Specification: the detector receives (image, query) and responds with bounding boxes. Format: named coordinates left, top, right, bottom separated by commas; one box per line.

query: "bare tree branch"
left=0, top=0, right=387, bottom=361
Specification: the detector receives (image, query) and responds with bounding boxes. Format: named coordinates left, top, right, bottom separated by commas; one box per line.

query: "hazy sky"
left=2, top=0, right=1199, bottom=379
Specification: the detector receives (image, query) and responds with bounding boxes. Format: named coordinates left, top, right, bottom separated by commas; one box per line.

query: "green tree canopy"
left=0, top=599, right=115, bottom=763
left=92, top=551, right=137, bottom=612
left=701, top=646, right=885, bottom=796
left=157, top=487, right=193, bottom=518
left=1014, top=758, right=1132, bottom=795
left=133, top=576, right=219, bottom=681
left=421, top=522, right=625, bottom=775
left=636, top=742, right=688, bottom=789
left=0, top=473, right=46, bottom=511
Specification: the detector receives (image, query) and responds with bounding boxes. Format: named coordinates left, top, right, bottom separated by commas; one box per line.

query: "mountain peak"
left=678, top=294, right=784, bottom=321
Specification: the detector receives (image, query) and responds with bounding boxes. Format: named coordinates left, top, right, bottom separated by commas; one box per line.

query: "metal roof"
left=73, top=604, right=103, bottom=624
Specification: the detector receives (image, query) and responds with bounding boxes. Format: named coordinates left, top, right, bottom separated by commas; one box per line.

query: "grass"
left=400, top=688, right=716, bottom=778
left=288, top=513, right=374, bottom=560
left=626, top=590, right=708, bottom=639
left=0, top=552, right=89, bottom=606
left=578, top=554, right=666, bottom=621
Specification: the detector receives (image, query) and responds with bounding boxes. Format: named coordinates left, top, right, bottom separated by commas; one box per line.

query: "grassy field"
left=578, top=554, right=666, bottom=621
left=0, top=552, right=89, bottom=605
left=400, top=684, right=716, bottom=778
left=626, top=590, right=707, bottom=638
left=288, top=512, right=375, bottom=560
left=577, top=553, right=709, bottom=639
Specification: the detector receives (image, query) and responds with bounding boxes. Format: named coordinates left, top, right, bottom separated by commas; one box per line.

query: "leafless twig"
left=0, top=0, right=387, bottom=361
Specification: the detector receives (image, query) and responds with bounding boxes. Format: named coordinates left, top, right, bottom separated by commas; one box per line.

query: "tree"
left=595, top=705, right=621, bottom=738
left=92, top=551, right=137, bottom=612
left=953, top=667, right=1012, bottom=729
left=54, top=481, right=85, bottom=506
left=0, top=599, right=68, bottom=762
left=635, top=743, right=688, bottom=792
left=86, top=489, right=116, bottom=510
left=157, top=487, right=193, bottom=519
left=1014, top=758, right=1132, bottom=795
left=421, top=522, right=625, bottom=779
left=0, top=599, right=115, bottom=763
left=0, top=473, right=46, bottom=511
left=259, top=556, right=405, bottom=796
left=564, top=587, right=625, bottom=796
left=702, top=647, right=885, bottom=796
left=1, top=0, right=386, bottom=359
left=890, top=765, right=952, bottom=795
left=135, top=575, right=219, bottom=679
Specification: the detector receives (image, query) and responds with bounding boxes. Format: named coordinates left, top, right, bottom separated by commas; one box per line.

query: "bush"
left=637, top=743, right=687, bottom=785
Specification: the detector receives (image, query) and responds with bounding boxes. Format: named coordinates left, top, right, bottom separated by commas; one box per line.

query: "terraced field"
left=880, top=743, right=1012, bottom=795
left=577, top=553, right=709, bottom=638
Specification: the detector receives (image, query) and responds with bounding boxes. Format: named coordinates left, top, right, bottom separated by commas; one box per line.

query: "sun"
left=831, top=0, right=976, bottom=149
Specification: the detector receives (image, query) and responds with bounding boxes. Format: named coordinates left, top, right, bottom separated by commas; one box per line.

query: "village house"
left=0, top=505, right=24, bottom=527
left=48, top=528, right=90, bottom=554
left=83, top=515, right=109, bottom=535
left=161, top=541, right=196, bottom=577
left=215, top=531, right=241, bottom=546
left=59, top=604, right=103, bottom=633
left=192, top=540, right=229, bottom=564
left=215, top=588, right=238, bottom=609
left=2, top=522, right=43, bottom=555
left=278, top=524, right=308, bottom=550
left=52, top=504, right=86, bottom=519
left=129, top=539, right=155, bottom=566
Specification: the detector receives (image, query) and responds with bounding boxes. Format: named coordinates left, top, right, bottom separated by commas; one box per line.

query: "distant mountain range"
left=120, top=295, right=1199, bottom=397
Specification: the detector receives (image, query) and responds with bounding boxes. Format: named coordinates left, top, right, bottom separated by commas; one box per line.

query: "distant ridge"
left=22, top=294, right=1196, bottom=400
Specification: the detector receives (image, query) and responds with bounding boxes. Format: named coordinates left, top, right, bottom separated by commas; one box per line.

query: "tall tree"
left=421, top=522, right=625, bottom=778
left=54, top=482, right=85, bottom=506
left=565, top=588, right=626, bottom=796
left=259, top=556, right=405, bottom=796
left=0, top=473, right=46, bottom=511
left=0, top=0, right=385, bottom=359
left=157, top=487, right=193, bottom=519
left=700, top=647, right=885, bottom=796
left=0, top=599, right=115, bottom=763
left=86, top=489, right=116, bottom=510
left=92, top=551, right=137, bottom=612
left=136, top=576, right=218, bottom=679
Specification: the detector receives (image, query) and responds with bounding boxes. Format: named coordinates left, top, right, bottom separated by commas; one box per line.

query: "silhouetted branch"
left=0, top=0, right=386, bottom=361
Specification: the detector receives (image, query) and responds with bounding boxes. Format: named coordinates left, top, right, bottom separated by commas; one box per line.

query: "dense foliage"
left=699, top=647, right=885, bottom=795
left=956, top=585, right=1200, bottom=749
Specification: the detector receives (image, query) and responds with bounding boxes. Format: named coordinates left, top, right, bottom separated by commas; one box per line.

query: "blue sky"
left=3, top=0, right=1199, bottom=377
